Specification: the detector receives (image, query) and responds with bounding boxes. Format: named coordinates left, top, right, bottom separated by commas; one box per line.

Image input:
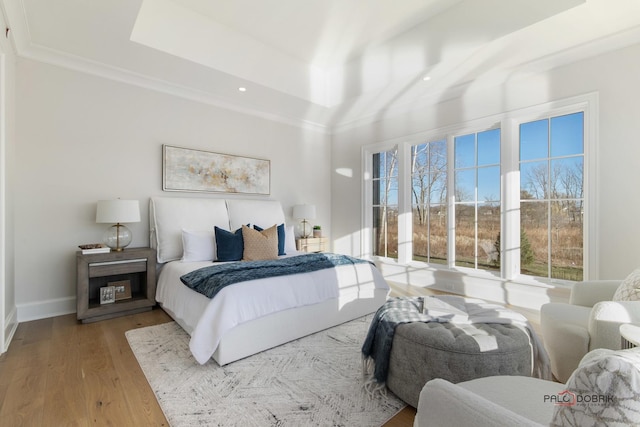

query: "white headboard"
left=226, top=199, right=285, bottom=231
left=150, top=197, right=286, bottom=263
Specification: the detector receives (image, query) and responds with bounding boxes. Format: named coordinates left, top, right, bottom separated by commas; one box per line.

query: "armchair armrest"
left=414, top=379, right=542, bottom=427
left=588, top=301, right=640, bottom=350
left=570, top=280, right=621, bottom=307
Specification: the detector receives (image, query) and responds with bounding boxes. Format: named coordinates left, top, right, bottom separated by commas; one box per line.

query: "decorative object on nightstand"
left=313, top=225, right=322, bottom=238
left=296, top=237, right=327, bottom=253
left=293, top=204, right=316, bottom=238
left=96, top=199, right=140, bottom=251
left=78, top=243, right=110, bottom=254
left=99, top=286, right=115, bottom=304
left=76, top=247, right=156, bottom=323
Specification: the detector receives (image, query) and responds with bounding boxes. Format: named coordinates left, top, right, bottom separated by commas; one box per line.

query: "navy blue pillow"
left=214, top=226, right=244, bottom=261
left=253, top=224, right=286, bottom=256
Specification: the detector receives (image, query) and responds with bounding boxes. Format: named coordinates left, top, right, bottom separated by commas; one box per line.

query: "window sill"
left=373, top=257, right=573, bottom=309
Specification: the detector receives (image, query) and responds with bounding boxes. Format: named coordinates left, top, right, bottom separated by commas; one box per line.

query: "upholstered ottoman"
left=386, top=309, right=533, bottom=407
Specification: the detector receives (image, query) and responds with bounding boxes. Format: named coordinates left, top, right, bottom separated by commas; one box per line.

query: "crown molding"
left=3, top=0, right=640, bottom=136
left=24, top=42, right=329, bottom=133
left=1, top=0, right=328, bottom=134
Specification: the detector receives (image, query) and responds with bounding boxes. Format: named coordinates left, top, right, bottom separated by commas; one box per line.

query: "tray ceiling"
left=4, top=0, right=640, bottom=129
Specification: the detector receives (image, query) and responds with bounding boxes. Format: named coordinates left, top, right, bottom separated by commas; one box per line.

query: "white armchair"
left=414, top=348, right=640, bottom=427
left=540, top=279, right=640, bottom=382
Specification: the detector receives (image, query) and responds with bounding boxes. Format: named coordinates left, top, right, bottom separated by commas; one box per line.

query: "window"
left=454, top=129, right=501, bottom=271
left=372, top=148, right=398, bottom=258
left=411, top=140, right=447, bottom=264
left=519, top=112, right=584, bottom=280
left=365, top=96, right=592, bottom=283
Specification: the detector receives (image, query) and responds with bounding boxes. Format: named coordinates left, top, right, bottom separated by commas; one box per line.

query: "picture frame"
left=110, top=280, right=132, bottom=301
left=162, top=145, right=270, bottom=195
left=100, top=286, right=116, bottom=304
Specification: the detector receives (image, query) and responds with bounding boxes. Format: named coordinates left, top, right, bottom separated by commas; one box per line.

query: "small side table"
left=76, top=247, right=157, bottom=323
left=620, top=323, right=640, bottom=349
left=296, top=237, right=327, bottom=253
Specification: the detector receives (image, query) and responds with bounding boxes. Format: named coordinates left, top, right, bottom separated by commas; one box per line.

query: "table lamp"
left=293, top=204, right=316, bottom=238
left=96, top=199, right=140, bottom=251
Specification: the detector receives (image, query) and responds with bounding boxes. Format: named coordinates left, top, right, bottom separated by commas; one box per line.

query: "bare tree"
left=523, top=163, right=549, bottom=199
left=412, top=142, right=447, bottom=225
left=374, top=149, right=398, bottom=257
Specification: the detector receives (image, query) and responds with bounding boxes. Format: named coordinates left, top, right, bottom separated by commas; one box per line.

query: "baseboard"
left=3, top=306, right=17, bottom=352
left=17, top=296, right=76, bottom=323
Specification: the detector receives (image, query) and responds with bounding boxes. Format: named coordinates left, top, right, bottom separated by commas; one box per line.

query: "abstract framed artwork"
left=163, top=145, right=270, bottom=195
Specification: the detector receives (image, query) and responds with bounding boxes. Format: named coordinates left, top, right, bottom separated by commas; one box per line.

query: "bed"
left=150, top=196, right=390, bottom=365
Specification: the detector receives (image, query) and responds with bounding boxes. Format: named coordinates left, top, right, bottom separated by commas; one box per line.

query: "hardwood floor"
left=0, top=308, right=173, bottom=426
left=0, top=283, right=542, bottom=427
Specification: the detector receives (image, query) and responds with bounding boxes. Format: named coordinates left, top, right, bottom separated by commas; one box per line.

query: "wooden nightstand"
left=76, top=247, right=157, bottom=323
left=296, top=237, right=327, bottom=253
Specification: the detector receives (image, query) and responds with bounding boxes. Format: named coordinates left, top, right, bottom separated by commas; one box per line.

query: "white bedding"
left=156, top=253, right=390, bottom=364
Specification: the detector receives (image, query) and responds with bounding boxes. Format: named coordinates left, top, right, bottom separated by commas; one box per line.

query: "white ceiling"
left=177, top=0, right=460, bottom=68
left=4, top=0, right=640, bottom=130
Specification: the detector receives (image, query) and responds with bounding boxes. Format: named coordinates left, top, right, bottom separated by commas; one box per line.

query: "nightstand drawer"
left=296, top=237, right=327, bottom=253
left=89, top=259, right=147, bottom=278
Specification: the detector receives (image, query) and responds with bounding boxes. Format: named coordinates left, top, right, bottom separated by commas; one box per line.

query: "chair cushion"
left=612, top=268, right=640, bottom=301
left=551, top=348, right=640, bottom=426
left=459, top=376, right=564, bottom=426
left=416, top=378, right=547, bottom=427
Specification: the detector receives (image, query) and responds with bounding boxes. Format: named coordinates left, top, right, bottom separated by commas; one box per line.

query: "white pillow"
left=612, top=268, right=640, bottom=301
left=181, top=229, right=216, bottom=262
left=285, top=225, right=297, bottom=254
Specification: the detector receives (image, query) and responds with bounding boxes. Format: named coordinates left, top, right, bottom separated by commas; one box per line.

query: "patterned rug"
left=125, top=316, right=406, bottom=426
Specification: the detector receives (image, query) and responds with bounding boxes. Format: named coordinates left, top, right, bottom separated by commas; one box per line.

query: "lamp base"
left=298, top=219, right=313, bottom=238
left=103, top=223, right=132, bottom=251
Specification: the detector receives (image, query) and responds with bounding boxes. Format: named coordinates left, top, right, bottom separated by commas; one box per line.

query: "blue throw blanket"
left=362, top=297, right=432, bottom=386
left=180, top=252, right=372, bottom=299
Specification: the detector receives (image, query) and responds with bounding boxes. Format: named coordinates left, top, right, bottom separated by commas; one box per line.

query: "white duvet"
left=155, top=253, right=389, bottom=364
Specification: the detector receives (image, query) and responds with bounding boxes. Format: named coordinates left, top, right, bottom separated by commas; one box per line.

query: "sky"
left=374, top=111, right=584, bottom=206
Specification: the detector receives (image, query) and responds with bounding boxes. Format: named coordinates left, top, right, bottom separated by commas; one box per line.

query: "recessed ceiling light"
left=422, top=76, right=431, bottom=82
left=238, top=87, right=247, bottom=92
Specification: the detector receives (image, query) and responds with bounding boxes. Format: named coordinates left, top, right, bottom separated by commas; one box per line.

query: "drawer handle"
left=89, top=258, right=147, bottom=267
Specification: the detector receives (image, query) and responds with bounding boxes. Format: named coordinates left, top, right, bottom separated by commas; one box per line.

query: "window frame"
left=452, top=127, right=502, bottom=271
left=362, top=93, right=598, bottom=285
left=410, top=138, right=449, bottom=265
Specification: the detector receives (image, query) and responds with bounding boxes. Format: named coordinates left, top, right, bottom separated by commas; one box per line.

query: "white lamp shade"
left=96, top=200, right=141, bottom=224
left=293, top=204, right=316, bottom=220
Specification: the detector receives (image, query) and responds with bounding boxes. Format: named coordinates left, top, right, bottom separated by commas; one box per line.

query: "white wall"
left=1, top=11, right=17, bottom=351
left=331, top=42, right=640, bottom=302
left=14, top=58, right=331, bottom=321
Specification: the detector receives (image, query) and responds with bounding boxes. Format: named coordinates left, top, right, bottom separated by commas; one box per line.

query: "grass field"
left=375, top=207, right=583, bottom=281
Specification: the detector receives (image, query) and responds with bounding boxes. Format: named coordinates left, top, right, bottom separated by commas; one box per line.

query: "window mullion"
left=397, top=142, right=412, bottom=263
left=501, top=118, right=520, bottom=280
left=446, top=135, right=456, bottom=268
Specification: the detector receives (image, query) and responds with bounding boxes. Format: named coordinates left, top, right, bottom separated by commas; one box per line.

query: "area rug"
left=125, top=316, right=406, bottom=426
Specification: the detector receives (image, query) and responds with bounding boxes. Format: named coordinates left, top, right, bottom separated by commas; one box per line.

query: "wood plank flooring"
left=0, top=309, right=172, bottom=426
left=0, top=283, right=542, bottom=427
